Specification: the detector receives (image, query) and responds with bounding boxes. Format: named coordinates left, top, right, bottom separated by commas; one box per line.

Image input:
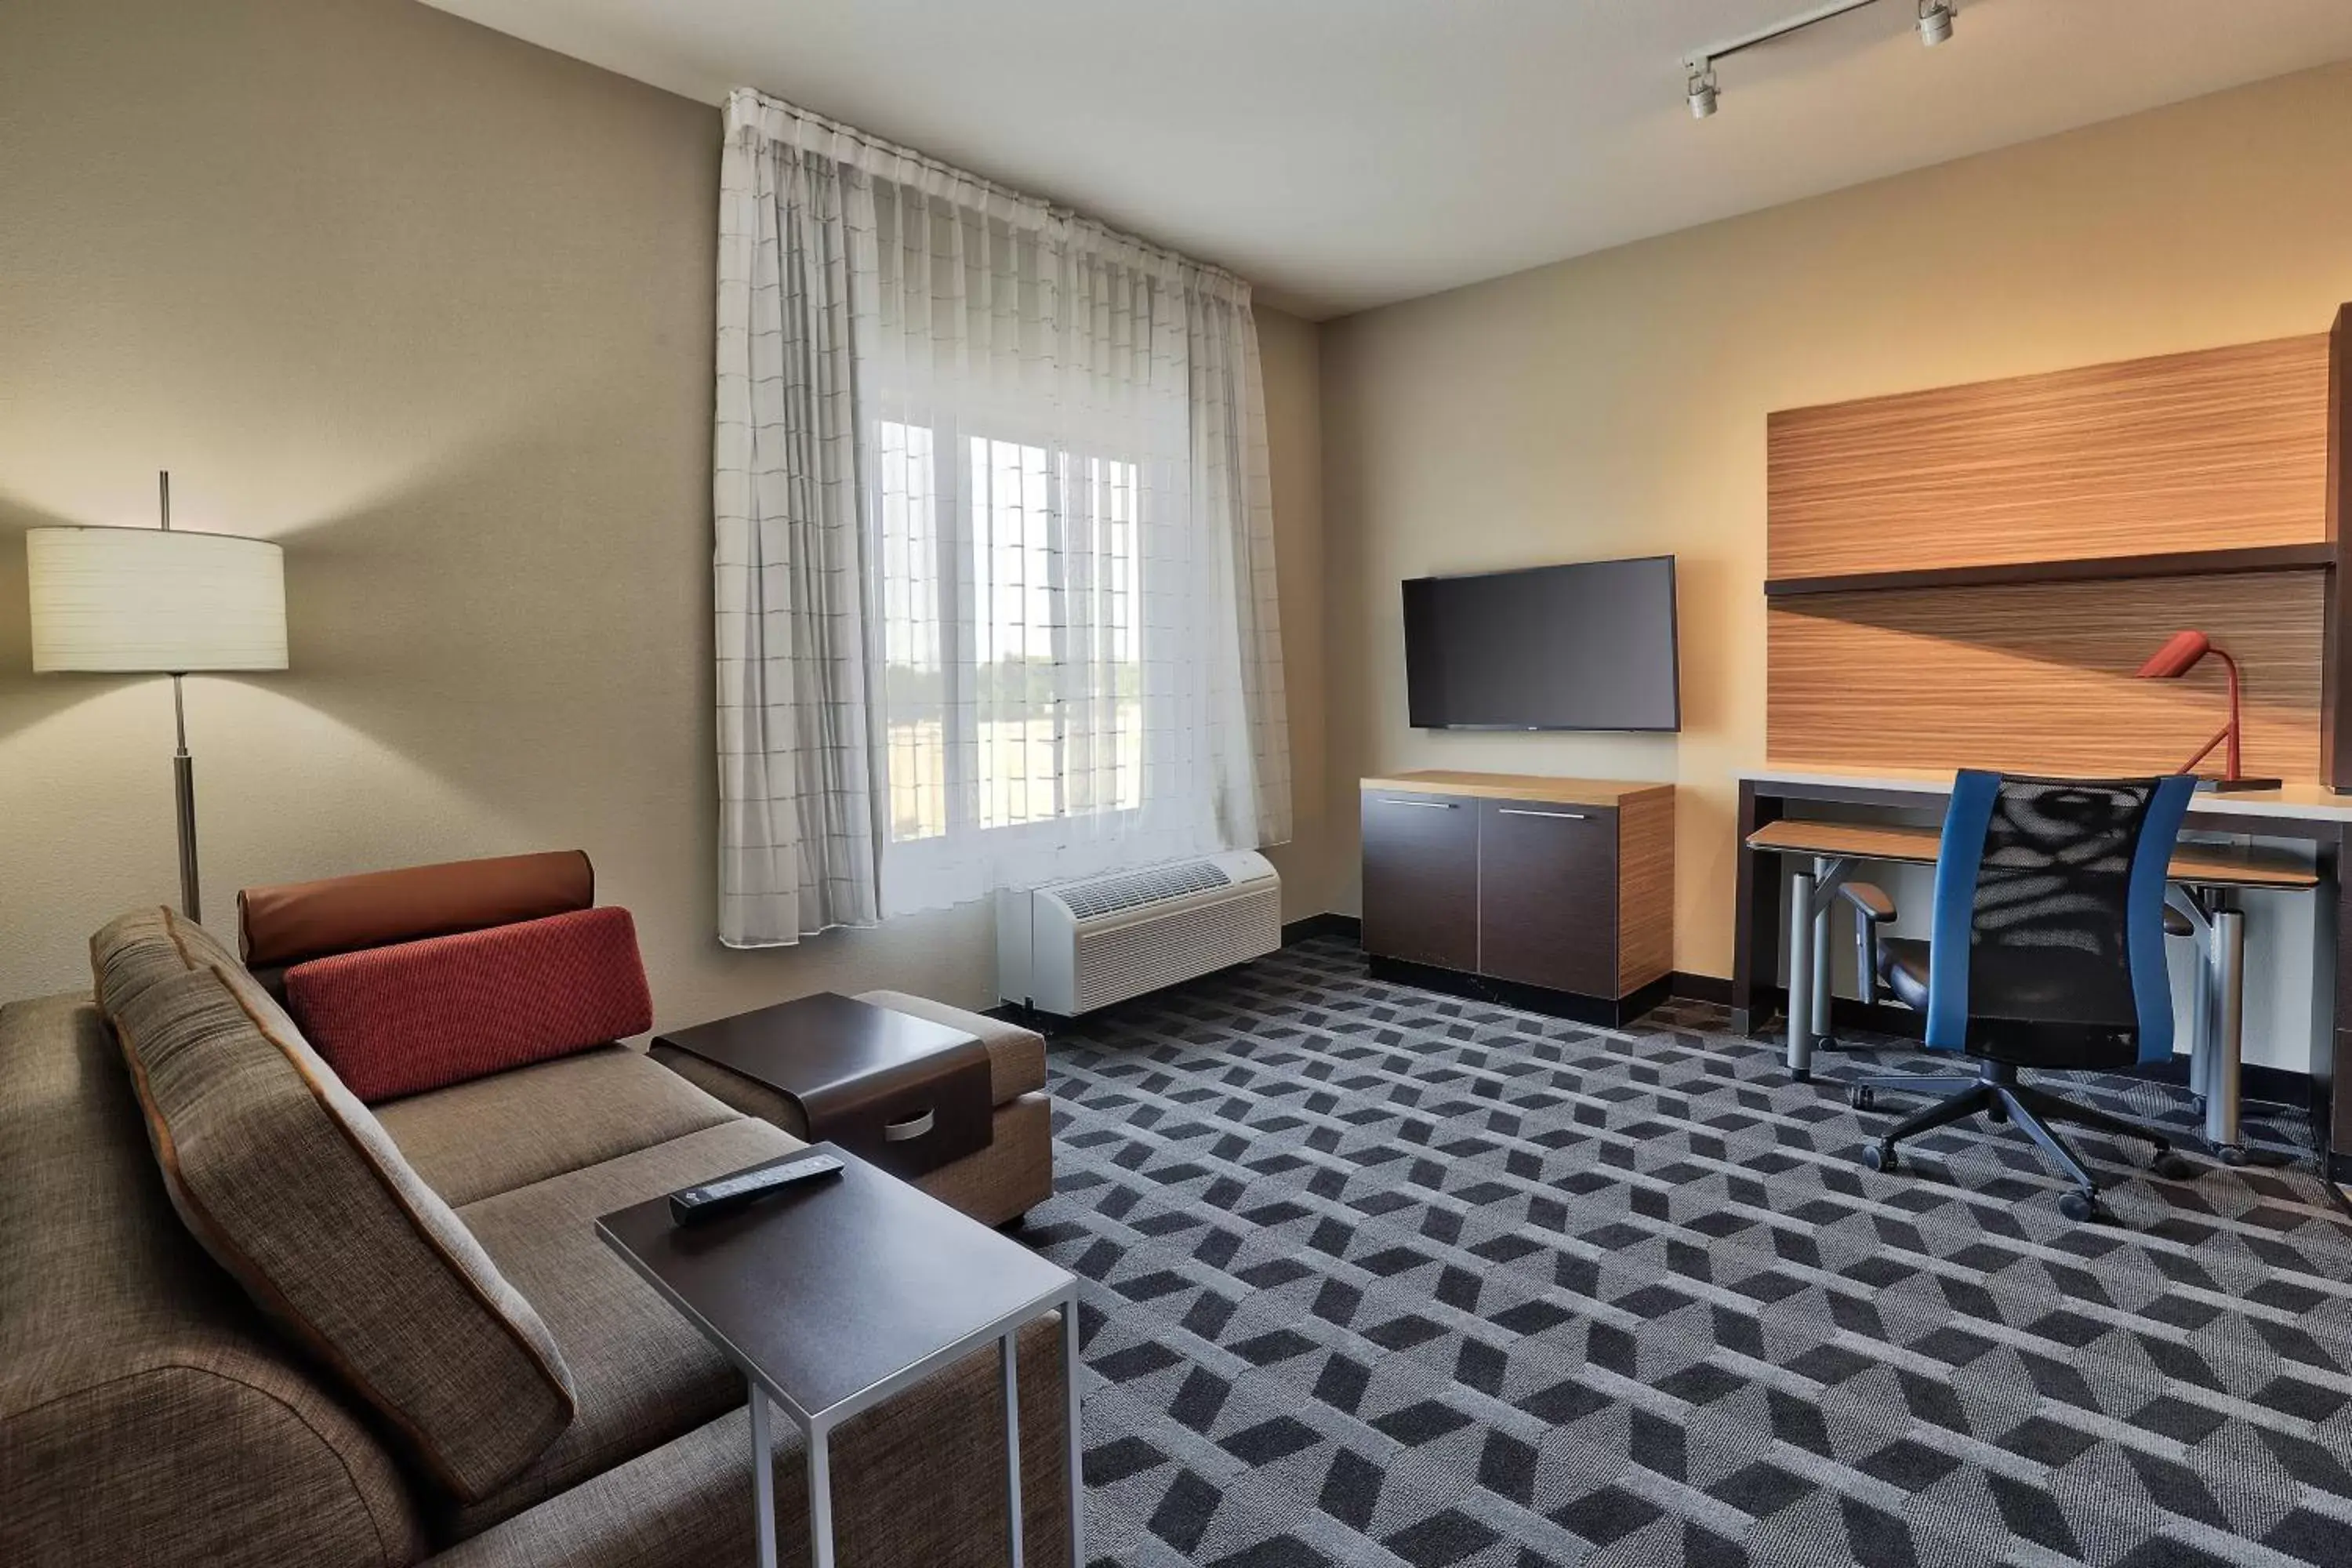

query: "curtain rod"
left=722, top=86, right=1251, bottom=300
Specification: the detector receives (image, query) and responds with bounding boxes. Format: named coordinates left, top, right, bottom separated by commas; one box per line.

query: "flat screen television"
left=1403, top=555, right=1680, bottom=731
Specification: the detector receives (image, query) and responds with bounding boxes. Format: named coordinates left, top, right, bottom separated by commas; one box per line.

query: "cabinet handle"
left=1497, top=808, right=1588, bottom=820
left=1377, top=798, right=1457, bottom=809
left=884, top=1109, right=935, bottom=1142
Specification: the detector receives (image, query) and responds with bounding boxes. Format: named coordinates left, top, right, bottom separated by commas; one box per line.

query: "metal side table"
left=597, top=1143, right=1083, bottom=1568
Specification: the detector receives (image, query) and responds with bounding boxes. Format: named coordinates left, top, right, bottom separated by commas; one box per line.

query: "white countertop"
left=1739, top=764, right=2352, bottom=824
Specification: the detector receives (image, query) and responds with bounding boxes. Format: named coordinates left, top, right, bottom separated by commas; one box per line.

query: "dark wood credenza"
left=1359, top=771, right=1675, bottom=1025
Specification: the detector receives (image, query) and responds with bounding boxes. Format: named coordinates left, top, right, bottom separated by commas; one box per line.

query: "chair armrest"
left=1839, top=882, right=1896, bottom=923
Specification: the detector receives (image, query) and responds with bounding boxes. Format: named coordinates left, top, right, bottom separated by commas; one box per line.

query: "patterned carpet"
left=1024, top=938, right=2352, bottom=1568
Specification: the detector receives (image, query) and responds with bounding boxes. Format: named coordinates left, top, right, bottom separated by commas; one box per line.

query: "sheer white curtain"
left=717, top=89, right=1289, bottom=938
left=712, top=103, right=881, bottom=946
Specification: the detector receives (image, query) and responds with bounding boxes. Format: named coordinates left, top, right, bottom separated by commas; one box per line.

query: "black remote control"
left=669, top=1152, right=844, bottom=1226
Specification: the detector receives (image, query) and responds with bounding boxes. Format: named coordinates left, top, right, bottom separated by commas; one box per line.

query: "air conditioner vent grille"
left=1072, top=885, right=1283, bottom=1014
left=1056, top=859, right=1232, bottom=921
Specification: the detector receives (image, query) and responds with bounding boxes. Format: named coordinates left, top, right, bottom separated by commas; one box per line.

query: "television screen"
left=1403, top=556, right=1680, bottom=731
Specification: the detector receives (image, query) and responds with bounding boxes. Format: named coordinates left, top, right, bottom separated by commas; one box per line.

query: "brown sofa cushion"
left=92, top=907, right=579, bottom=1503
left=376, top=1044, right=740, bottom=1207
left=439, top=1120, right=804, bottom=1539
left=238, top=849, right=595, bottom=970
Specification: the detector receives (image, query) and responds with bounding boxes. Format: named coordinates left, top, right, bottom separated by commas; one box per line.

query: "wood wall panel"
left=1767, top=573, right=2325, bottom=780
left=2325, top=305, right=2350, bottom=787
left=1768, top=334, right=2332, bottom=579
left=1615, top=790, right=1675, bottom=995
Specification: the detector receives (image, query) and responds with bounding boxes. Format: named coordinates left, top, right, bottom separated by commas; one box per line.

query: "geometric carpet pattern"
left=1025, top=939, right=2352, bottom=1568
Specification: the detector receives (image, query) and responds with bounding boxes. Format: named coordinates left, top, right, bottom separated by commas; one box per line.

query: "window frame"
left=870, top=413, right=1151, bottom=858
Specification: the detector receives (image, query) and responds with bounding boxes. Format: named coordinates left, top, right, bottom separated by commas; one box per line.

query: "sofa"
left=1, top=873, right=1069, bottom=1568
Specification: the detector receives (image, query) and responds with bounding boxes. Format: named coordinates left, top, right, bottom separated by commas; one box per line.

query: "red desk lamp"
left=2135, top=630, right=2281, bottom=792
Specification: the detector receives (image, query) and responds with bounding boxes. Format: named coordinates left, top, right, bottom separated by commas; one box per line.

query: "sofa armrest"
left=3, top=1357, right=426, bottom=1568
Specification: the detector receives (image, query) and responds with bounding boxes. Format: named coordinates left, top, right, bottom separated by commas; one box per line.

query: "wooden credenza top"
left=1359, top=771, right=1675, bottom=808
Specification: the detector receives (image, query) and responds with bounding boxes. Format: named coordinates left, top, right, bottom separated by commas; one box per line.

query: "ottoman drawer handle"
left=883, top=1109, right=935, bottom=1142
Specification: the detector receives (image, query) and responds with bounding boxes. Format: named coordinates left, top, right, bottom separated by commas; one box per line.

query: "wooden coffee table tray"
left=652, top=992, right=993, bottom=1179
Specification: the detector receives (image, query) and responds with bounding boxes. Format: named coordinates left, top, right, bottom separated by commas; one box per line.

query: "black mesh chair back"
left=1957, top=776, right=2170, bottom=1068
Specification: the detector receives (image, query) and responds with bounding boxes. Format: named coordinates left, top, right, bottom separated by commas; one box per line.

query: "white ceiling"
left=423, top=0, right=2352, bottom=318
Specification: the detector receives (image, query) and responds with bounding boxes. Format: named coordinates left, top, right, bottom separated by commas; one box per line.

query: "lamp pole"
left=158, top=471, right=202, bottom=923
left=171, top=671, right=199, bottom=923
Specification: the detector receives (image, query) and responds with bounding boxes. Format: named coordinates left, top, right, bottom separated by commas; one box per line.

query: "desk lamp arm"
left=2172, top=648, right=2245, bottom=780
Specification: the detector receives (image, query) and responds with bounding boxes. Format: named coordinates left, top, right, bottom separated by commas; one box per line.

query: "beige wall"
left=1256, top=308, right=1336, bottom=920
left=0, top=0, right=1327, bottom=1018
left=1319, top=60, right=2352, bottom=982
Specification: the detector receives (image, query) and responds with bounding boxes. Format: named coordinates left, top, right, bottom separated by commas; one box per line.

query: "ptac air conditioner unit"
left=996, top=851, right=1282, bottom=1016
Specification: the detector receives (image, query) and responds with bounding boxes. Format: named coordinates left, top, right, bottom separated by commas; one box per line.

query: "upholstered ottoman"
left=652, top=990, right=1052, bottom=1228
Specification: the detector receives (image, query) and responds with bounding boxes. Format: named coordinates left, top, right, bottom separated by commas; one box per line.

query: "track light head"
left=1682, top=0, right=1954, bottom=122
left=1687, top=64, right=1718, bottom=119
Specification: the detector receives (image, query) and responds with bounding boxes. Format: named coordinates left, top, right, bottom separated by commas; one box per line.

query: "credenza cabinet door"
left=1360, top=792, right=1479, bottom=971
left=1477, top=800, right=1617, bottom=996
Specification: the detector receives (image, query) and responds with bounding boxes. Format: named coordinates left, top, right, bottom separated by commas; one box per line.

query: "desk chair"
left=1842, top=770, right=2200, bottom=1221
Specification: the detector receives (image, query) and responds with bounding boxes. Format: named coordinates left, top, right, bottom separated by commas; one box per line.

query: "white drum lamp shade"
left=27, top=526, right=288, bottom=673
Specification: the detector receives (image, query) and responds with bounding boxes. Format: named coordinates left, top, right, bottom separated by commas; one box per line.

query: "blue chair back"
left=1925, top=771, right=2194, bottom=1066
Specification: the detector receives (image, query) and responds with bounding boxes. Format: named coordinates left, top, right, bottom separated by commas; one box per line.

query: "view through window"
left=877, top=423, right=1143, bottom=846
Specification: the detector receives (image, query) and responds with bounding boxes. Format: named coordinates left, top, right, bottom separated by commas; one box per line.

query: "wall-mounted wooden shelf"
left=1762, top=311, right=2351, bottom=787
left=1764, top=542, right=2336, bottom=599
left=1767, top=333, right=2332, bottom=578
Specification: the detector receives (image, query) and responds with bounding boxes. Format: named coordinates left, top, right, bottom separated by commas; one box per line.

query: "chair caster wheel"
left=2151, top=1152, right=2195, bottom=1181
left=1791, top=1068, right=1812, bottom=1084
left=1987, top=1100, right=2008, bottom=1124
left=1849, top=1086, right=1876, bottom=1112
left=2059, top=1191, right=2101, bottom=1223
left=2219, top=1145, right=2249, bottom=1168
left=1862, top=1144, right=1897, bottom=1173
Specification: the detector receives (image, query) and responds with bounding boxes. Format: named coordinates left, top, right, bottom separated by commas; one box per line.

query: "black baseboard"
left=2128, top=1054, right=2317, bottom=1111
left=1668, top=972, right=1731, bottom=1006
left=982, top=1000, right=1070, bottom=1036
left=1673, top=979, right=1925, bottom=1040
left=1366, top=956, right=1673, bottom=1028
left=1282, top=913, right=1362, bottom=946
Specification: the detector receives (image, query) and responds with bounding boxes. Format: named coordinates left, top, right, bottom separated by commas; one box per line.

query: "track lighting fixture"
left=1681, top=0, right=1955, bottom=120
left=1687, top=64, right=1718, bottom=119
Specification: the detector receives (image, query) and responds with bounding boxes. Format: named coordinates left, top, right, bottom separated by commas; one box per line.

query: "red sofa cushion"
left=284, top=906, right=652, bottom=1103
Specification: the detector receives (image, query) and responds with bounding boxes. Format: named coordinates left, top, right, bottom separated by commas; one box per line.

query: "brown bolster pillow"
left=239, top=851, right=594, bottom=969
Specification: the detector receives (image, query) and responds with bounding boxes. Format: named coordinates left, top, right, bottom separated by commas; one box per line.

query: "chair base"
left=1848, top=1061, right=2198, bottom=1218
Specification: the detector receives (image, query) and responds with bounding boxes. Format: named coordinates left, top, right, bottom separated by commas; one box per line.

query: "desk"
left=1744, top=819, right=2319, bottom=890
left=1734, top=767, right=2350, bottom=1180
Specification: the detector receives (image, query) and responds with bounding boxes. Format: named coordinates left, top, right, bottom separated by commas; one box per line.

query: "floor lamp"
left=26, top=474, right=288, bottom=924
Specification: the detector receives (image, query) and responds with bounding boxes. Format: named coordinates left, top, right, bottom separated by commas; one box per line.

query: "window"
left=876, top=423, right=1145, bottom=850
left=713, top=102, right=1287, bottom=946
